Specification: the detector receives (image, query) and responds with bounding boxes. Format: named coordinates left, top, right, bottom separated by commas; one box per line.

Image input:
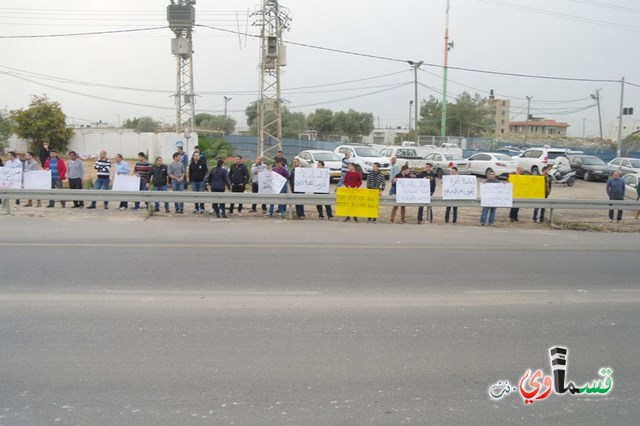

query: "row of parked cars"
left=293, top=146, right=640, bottom=190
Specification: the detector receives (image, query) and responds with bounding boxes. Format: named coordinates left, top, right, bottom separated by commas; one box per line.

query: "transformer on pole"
left=253, top=0, right=290, bottom=157
left=167, top=1, right=196, bottom=138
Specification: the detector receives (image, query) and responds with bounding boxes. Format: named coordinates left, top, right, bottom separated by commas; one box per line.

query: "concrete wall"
left=6, top=129, right=199, bottom=161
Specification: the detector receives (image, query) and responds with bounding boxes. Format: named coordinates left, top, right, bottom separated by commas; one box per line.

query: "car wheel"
left=567, top=177, right=576, bottom=186
left=436, top=168, right=444, bottom=178
left=531, top=166, right=540, bottom=175
left=485, top=168, right=493, bottom=178
left=583, top=171, right=591, bottom=181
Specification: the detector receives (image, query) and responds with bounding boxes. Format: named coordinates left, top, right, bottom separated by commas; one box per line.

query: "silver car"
left=608, top=157, right=640, bottom=175
left=423, top=152, right=471, bottom=178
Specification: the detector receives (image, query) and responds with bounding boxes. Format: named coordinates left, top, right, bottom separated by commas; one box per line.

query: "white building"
left=609, top=108, right=640, bottom=140
left=362, top=127, right=410, bottom=145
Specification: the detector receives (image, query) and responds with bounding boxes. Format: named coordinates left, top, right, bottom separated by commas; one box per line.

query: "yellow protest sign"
left=509, top=174, right=545, bottom=199
left=335, top=188, right=380, bottom=218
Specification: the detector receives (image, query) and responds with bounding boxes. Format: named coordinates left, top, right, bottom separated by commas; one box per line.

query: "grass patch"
left=552, top=218, right=605, bottom=232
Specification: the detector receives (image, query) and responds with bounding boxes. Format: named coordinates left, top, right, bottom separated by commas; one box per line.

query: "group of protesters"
left=3, top=143, right=639, bottom=224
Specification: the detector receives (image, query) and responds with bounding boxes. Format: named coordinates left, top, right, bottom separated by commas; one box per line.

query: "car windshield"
left=493, top=154, right=513, bottom=161
left=354, top=147, right=383, bottom=157
left=313, top=152, right=341, bottom=161
left=443, top=154, right=463, bottom=160
left=629, top=159, right=640, bottom=168
left=581, top=157, right=606, bottom=166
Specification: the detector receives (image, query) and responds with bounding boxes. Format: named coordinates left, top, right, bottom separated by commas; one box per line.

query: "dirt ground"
left=3, top=159, right=640, bottom=232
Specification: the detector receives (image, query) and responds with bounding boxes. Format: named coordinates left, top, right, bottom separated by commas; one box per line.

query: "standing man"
left=274, top=150, right=288, bottom=168
left=66, top=151, right=85, bottom=208
left=606, top=170, right=625, bottom=223
left=228, top=155, right=250, bottom=215
left=366, top=162, right=386, bottom=223
left=22, top=152, right=39, bottom=207
left=5, top=151, right=23, bottom=206
left=149, top=156, right=170, bottom=213
left=175, top=142, right=188, bottom=170
left=416, top=162, right=437, bottom=224
left=390, top=165, right=411, bottom=224
left=533, top=165, right=552, bottom=223
left=114, top=154, right=131, bottom=210
left=337, top=150, right=352, bottom=187
left=444, top=167, right=459, bottom=224
left=315, top=160, right=334, bottom=220
left=188, top=151, right=208, bottom=214
left=168, top=152, right=186, bottom=214
left=207, top=158, right=231, bottom=218
left=289, top=157, right=306, bottom=219
left=44, top=149, right=67, bottom=208
left=389, top=156, right=401, bottom=183
left=133, top=152, right=151, bottom=211
left=268, top=159, right=290, bottom=218
left=87, top=150, right=111, bottom=209
left=250, top=155, right=267, bottom=212
left=509, top=166, right=526, bottom=222
left=39, top=142, right=51, bottom=167
left=480, top=170, right=500, bottom=226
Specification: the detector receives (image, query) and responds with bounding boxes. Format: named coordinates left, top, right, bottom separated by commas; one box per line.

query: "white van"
left=334, top=145, right=391, bottom=178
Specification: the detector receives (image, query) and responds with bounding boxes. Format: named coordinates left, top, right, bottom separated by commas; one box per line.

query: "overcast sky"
left=1, top=0, right=639, bottom=138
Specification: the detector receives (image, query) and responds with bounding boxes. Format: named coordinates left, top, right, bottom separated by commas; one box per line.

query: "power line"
left=567, top=0, right=640, bottom=14
left=0, top=25, right=167, bottom=38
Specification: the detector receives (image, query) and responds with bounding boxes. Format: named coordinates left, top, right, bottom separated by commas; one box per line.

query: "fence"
left=2, top=189, right=638, bottom=223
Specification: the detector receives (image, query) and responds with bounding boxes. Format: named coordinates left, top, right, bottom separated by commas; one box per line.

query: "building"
left=488, top=97, right=510, bottom=136
left=363, top=127, right=410, bottom=145
left=509, top=119, right=570, bottom=136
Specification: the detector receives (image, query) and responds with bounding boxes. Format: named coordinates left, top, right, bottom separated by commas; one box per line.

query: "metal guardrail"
left=1, top=189, right=638, bottom=212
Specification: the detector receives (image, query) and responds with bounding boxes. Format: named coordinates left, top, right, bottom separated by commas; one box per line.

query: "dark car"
left=568, top=155, right=618, bottom=182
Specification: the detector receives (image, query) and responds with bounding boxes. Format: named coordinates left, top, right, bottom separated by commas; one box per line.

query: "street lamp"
left=524, top=96, right=532, bottom=146
left=408, top=60, right=424, bottom=144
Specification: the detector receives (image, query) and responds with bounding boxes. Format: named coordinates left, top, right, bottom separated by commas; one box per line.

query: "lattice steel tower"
left=254, top=0, right=290, bottom=156
left=167, top=1, right=196, bottom=134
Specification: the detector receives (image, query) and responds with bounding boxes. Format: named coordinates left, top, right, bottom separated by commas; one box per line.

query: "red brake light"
left=496, top=162, right=506, bottom=167
left=543, top=156, right=548, bottom=164
left=448, top=161, right=454, bottom=168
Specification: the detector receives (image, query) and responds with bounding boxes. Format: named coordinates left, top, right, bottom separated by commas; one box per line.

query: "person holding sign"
left=288, top=157, right=306, bottom=219
left=5, top=151, right=23, bottom=206
left=444, top=167, right=459, bottom=224
left=87, top=150, right=111, bottom=210
left=250, top=156, right=267, bottom=213
left=479, top=170, right=500, bottom=226
left=315, top=161, right=334, bottom=220
left=390, top=165, right=411, bottom=224
left=22, top=152, right=39, bottom=207
left=268, top=159, right=290, bottom=218
left=416, top=163, right=437, bottom=224
left=44, top=149, right=67, bottom=208
left=533, top=166, right=552, bottom=223
left=365, top=162, right=386, bottom=223
left=115, top=154, right=131, bottom=210
left=509, top=166, right=527, bottom=222
left=343, top=162, right=362, bottom=222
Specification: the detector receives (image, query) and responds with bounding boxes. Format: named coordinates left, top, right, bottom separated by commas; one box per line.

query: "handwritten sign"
left=395, top=179, right=430, bottom=204
left=0, top=166, right=22, bottom=189
left=510, top=174, right=545, bottom=199
left=293, top=167, right=330, bottom=193
left=112, top=174, right=140, bottom=191
left=258, top=171, right=287, bottom=194
left=335, top=188, right=379, bottom=218
left=442, top=175, right=477, bottom=200
left=23, top=170, right=52, bottom=189
left=480, top=183, right=513, bottom=207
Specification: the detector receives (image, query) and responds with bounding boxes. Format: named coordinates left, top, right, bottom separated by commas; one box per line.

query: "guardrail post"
left=549, top=208, right=554, bottom=224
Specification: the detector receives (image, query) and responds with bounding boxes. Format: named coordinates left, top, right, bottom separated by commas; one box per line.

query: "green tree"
left=195, top=113, right=236, bottom=135
left=0, top=109, right=12, bottom=151
left=306, top=108, right=335, bottom=141
left=136, top=116, right=160, bottom=133
left=332, top=109, right=374, bottom=140
left=122, top=117, right=140, bottom=129
left=282, top=108, right=306, bottom=138
left=446, top=92, right=492, bottom=137
left=197, top=133, right=234, bottom=160
left=418, top=96, right=443, bottom=136
left=10, top=95, right=74, bottom=153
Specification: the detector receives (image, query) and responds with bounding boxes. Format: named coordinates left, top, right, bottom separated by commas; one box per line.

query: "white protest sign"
left=293, top=167, right=330, bottom=193
left=0, top=166, right=22, bottom=189
left=396, top=178, right=431, bottom=204
left=442, top=175, right=477, bottom=200
left=112, top=174, right=140, bottom=191
left=480, top=183, right=513, bottom=207
left=258, top=171, right=287, bottom=194
left=23, top=170, right=52, bottom=189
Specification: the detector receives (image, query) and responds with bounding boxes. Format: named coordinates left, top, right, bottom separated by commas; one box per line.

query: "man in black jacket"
left=228, top=155, right=249, bottom=214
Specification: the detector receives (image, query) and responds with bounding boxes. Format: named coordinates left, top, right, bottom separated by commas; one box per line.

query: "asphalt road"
left=1, top=216, right=639, bottom=425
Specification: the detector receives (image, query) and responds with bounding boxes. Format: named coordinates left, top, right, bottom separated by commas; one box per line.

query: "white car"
left=623, top=173, right=640, bottom=200
left=296, top=150, right=343, bottom=181
left=608, top=157, right=640, bottom=175
left=423, top=152, right=471, bottom=177
left=334, top=145, right=391, bottom=178
left=513, top=148, right=569, bottom=175
left=467, top=152, right=518, bottom=178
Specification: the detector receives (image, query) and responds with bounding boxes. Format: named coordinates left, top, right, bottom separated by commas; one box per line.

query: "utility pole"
left=591, top=89, right=603, bottom=141
left=224, top=96, right=232, bottom=118
left=408, top=100, right=414, bottom=132
left=524, top=96, right=532, bottom=146
left=167, top=0, right=196, bottom=142
left=254, top=0, right=291, bottom=157
left=616, top=77, right=625, bottom=158
left=408, top=61, right=423, bottom=144
left=440, top=0, right=453, bottom=139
